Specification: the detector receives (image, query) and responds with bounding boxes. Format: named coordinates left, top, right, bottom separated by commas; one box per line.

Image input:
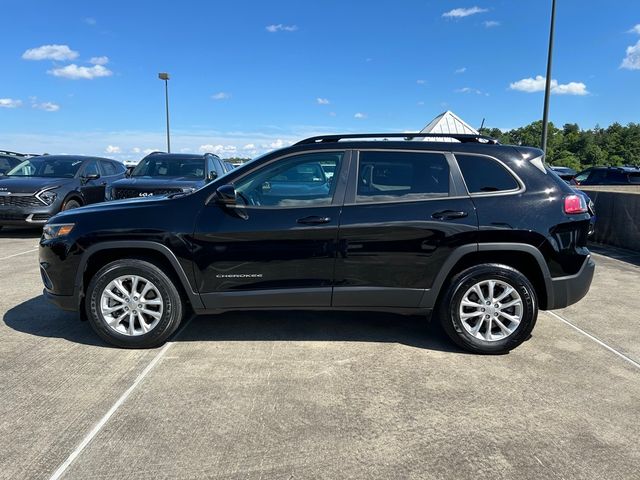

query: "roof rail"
left=295, top=133, right=500, bottom=145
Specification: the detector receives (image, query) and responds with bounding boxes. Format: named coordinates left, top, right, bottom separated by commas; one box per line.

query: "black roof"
left=144, top=152, right=220, bottom=160
left=21, top=154, right=115, bottom=162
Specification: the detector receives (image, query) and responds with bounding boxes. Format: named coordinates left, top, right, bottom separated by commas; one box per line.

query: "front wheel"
left=438, top=264, right=538, bottom=354
left=62, top=199, right=82, bottom=211
left=86, top=259, right=184, bottom=348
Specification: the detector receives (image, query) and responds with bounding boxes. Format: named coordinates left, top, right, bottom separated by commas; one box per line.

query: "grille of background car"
left=113, top=188, right=184, bottom=199
left=0, top=196, right=44, bottom=207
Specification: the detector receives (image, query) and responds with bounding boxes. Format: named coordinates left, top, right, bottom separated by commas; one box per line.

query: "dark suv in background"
left=575, top=166, right=640, bottom=185
left=0, top=155, right=125, bottom=228
left=40, top=133, right=595, bottom=354
left=107, top=152, right=227, bottom=200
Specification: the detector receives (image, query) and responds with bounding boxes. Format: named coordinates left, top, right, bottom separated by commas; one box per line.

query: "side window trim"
left=453, top=152, right=525, bottom=197
left=223, top=149, right=351, bottom=210
left=344, top=149, right=460, bottom=206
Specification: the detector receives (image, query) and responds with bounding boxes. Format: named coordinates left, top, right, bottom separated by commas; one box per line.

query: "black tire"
left=437, top=264, right=538, bottom=354
left=62, top=199, right=81, bottom=211
left=85, top=259, right=184, bottom=348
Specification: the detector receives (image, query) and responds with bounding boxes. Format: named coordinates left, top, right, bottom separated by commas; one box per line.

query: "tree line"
left=480, top=121, right=640, bottom=171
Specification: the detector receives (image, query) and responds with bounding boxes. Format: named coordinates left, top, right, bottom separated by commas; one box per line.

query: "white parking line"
left=48, top=316, right=194, bottom=480
left=0, top=248, right=39, bottom=261
left=547, top=310, right=640, bottom=370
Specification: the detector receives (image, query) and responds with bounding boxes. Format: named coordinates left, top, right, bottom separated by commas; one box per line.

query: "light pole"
left=158, top=72, right=171, bottom=153
left=541, top=0, right=556, bottom=154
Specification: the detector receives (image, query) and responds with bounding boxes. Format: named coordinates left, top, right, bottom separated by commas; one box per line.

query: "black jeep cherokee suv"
left=39, top=133, right=595, bottom=353
left=107, top=152, right=226, bottom=200
left=0, top=155, right=125, bottom=228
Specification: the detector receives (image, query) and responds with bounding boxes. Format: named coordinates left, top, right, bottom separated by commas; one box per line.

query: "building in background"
left=419, top=110, right=478, bottom=141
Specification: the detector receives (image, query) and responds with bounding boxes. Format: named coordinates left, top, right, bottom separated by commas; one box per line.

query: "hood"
left=51, top=194, right=173, bottom=223
left=0, top=176, right=72, bottom=194
left=112, top=177, right=204, bottom=189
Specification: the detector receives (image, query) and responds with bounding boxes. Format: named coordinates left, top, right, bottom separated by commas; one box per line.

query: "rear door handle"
left=431, top=210, right=468, bottom=220
left=297, top=215, right=331, bottom=225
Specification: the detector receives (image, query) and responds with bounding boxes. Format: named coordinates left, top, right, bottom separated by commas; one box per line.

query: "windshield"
left=131, top=156, right=205, bottom=178
left=6, top=157, right=83, bottom=178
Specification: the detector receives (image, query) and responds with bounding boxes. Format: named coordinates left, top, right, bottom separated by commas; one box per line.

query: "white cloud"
left=199, top=144, right=238, bottom=156
left=455, top=67, right=467, bottom=74
left=143, top=148, right=160, bottom=155
left=32, top=102, right=60, bottom=112
left=89, top=56, right=109, bottom=65
left=131, top=147, right=141, bottom=154
left=22, top=44, right=79, bottom=61
left=316, top=97, right=330, bottom=105
left=621, top=40, right=640, bottom=70
left=416, top=79, right=426, bottom=84
left=509, top=75, right=589, bottom=95
left=84, top=17, right=96, bottom=25
left=105, top=145, right=121, bottom=154
left=328, top=111, right=336, bottom=117
left=456, top=87, right=488, bottom=96
left=417, top=101, right=425, bottom=106
left=354, top=112, right=367, bottom=119
left=211, top=92, right=231, bottom=100
left=242, top=144, right=256, bottom=150
left=0, top=98, right=22, bottom=108
left=483, top=20, right=500, bottom=28
left=179, top=147, right=192, bottom=153
left=266, top=24, right=298, bottom=33
left=48, top=64, right=113, bottom=80
left=442, top=7, right=488, bottom=18
left=628, top=24, right=640, bottom=34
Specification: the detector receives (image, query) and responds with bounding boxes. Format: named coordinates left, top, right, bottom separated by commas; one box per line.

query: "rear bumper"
left=545, top=255, right=595, bottom=310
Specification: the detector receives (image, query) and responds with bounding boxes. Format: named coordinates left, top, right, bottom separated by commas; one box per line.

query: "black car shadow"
left=0, top=227, right=42, bottom=239
left=4, top=295, right=465, bottom=353
left=4, top=296, right=108, bottom=347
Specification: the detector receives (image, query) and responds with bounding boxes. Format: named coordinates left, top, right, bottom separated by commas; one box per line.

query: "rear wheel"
left=86, top=259, right=184, bottom=348
left=438, top=264, right=538, bottom=354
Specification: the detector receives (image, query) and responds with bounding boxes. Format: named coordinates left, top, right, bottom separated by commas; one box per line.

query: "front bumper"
left=43, top=289, right=77, bottom=311
left=0, top=205, right=57, bottom=226
left=545, top=255, right=595, bottom=310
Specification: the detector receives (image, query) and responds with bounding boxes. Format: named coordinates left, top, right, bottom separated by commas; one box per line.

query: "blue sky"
left=1, top=0, right=639, bottom=159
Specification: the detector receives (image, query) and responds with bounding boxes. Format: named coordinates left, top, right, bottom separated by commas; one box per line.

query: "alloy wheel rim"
left=100, top=275, right=164, bottom=336
left=458, top=279, right=523, bottom=342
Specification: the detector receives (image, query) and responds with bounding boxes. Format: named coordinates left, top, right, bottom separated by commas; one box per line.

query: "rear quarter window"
left=456, top=154, right=519, bottom=193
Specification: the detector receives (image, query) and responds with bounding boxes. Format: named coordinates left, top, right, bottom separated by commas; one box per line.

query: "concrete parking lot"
left=1, top=228, right=639, bottom=480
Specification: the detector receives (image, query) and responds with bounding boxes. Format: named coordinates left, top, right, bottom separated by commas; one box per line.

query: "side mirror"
left=215, top=184, right=237, bottom=206
left=82, top=173, right=100, bottom=182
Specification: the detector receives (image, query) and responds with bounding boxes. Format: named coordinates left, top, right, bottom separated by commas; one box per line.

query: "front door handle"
left=432, top=210, right=468, bottom=220
left=297, top=215, right=331, bottom=225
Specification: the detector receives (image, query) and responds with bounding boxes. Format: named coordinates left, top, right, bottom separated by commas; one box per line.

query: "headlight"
left=43, top=223, right=75, bottom=240
left=37, top=189, right=58, bottom=206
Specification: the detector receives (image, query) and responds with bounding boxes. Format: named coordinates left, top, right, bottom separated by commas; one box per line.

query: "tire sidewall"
left=63, top=199, right=81, bottom=211
left=86, top=260, right=182, bottom=348
left=441, top=265, right=538, bottom=354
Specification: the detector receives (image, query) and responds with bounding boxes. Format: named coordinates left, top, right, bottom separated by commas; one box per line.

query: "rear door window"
left=356, top=151, right=449, bottom=203
left=100, top=160, right=117, bottom=176
left=456, top=154, right=519, bottom=193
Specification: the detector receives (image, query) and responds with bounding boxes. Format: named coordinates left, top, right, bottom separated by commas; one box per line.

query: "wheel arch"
left=76, top=241, right=204, bottom=311
left=61, top=192, right=84, bottom=208
left=421, top=243, right=552, bottom=310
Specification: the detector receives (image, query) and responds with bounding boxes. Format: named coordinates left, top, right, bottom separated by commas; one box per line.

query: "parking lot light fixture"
left=158, top=72, right=171, bottom=153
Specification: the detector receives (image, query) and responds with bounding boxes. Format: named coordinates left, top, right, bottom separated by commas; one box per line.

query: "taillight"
left=564, top=194, right=588, bottom=214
